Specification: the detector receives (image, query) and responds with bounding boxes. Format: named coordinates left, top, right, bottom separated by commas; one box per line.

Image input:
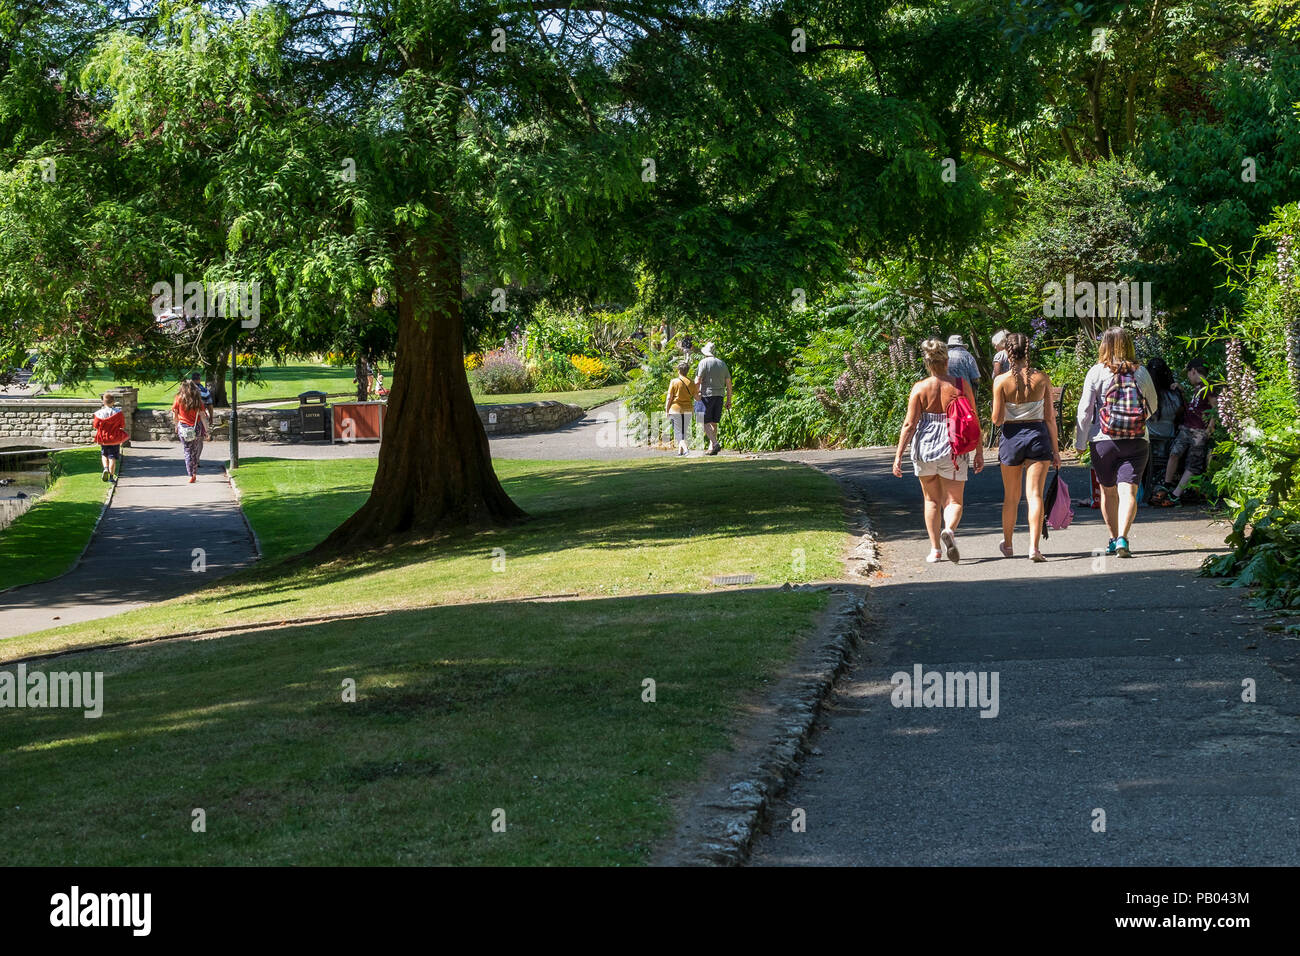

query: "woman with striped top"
left=892, top=338, right=985, bottom=564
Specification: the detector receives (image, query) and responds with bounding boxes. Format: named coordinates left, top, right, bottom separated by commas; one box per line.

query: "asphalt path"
left=748, top=448, right=1298, bottom=866
left=0, top=445, right=256, bottom=638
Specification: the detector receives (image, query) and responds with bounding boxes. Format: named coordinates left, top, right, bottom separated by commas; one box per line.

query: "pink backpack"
left=1042, top=468, right=1074, bottom=538
left=945, top=380, right=981, bottom=457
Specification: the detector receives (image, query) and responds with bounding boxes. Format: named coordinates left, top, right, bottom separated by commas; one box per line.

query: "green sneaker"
left=1116, top=537, right=1132, bottom=558
left=1105, top=539, right=1118, bottom=555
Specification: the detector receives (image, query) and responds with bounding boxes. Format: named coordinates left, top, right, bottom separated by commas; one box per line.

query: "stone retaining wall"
left=131, top=407, right=302, bottom=442
left=478, top=401, right=585, bottom=435
left=1, top=394, right=584, bottom=443
left=0, top=387, right=138, bottom=444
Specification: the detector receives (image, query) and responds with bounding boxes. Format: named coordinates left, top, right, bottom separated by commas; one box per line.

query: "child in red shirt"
left=91, top=392, right=129, bottom=483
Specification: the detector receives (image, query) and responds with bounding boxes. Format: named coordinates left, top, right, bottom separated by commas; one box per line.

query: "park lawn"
left=3, top=456, right=845, bottom=659
left=0, top=455, right=844, bottom=865
left=0, top=588, right=826, bottom=865
left=30, top=364, right=359, bottom=408
left=0, top=449, right=109, bottom=591
left=472, top=385, right=625, bottom=409
left=32, top=365, right=624, bottom=411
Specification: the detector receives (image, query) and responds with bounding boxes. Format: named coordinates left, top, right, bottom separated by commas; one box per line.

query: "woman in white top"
left=992, top=332, right=1061, bottom=562
left=892, top=339, right=985, bottom=564
left=1075, top=326, right=1159, bottom=558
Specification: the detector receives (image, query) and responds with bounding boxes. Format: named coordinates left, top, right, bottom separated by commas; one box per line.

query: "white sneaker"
left=940, top=528, right=960, bottom=564
left=926, top=549, right=943, bottom=563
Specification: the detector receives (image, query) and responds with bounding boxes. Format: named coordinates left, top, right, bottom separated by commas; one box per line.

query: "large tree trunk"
left=316, top=231, right=526, bottom=551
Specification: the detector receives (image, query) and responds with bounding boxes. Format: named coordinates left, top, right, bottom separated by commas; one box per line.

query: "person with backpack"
left=991, top=333, right=1061, bottom=562
left=664, top=360, right=699, bottom=456
left=171, top=379, right=208, bottom=484
left=892, top=338, right=984, bottom=564
left=91, top=392, right=129, bottom=484
left=1075, top=327, right=1159, bottom=558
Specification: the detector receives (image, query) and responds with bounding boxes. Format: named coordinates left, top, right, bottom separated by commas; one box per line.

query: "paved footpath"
left=749, top=448, right=1299, bottom=866
left=0, top=443, right=256, bottom=638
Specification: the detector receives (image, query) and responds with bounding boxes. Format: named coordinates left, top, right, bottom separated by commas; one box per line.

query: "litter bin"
left=299, top=391, right=329, bottom=442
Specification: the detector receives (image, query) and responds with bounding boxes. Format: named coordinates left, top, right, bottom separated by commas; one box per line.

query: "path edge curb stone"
left=224, top=465, right=263, bottom=560
left=655, top=585, right=869, bottom=866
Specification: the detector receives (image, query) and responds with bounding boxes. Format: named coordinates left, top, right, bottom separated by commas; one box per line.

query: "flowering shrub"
left=812, top=336, right=917, bottom=447
left=1192, top=208, right=1300, bottom=612
left=568, top=354, right=623, bottom=386
left=570, top=354, right=604, bottom=379
left=464, top=352, right=483, bottom=371
left=472, top=334, right=532, bottom=394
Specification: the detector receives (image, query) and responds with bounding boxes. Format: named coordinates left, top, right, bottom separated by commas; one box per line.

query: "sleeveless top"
left=911, top=379, right=966, bottom=463
left=1004, top=399, right=1044, bottom=422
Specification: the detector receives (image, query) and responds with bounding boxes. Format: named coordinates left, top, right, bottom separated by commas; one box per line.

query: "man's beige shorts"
left=913, top=455, right=969, bottom=481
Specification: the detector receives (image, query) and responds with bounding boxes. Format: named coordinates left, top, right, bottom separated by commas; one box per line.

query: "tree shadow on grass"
left=199, top=457, right=846, bottom=607
left=0, top=588, right=828, bottom=865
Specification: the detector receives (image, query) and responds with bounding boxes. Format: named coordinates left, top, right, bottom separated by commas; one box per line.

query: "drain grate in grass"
left=711, top=573, right=756, bottom=586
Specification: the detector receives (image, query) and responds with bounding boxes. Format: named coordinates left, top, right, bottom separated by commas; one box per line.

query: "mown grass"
left=0, top=449, right=109, bottom=591
left=4, top=457, right=844, bottom=659
left=0, top=589, right=826, bottom=865
left=472, top=385, right=624, bottom=409
left=0, top=454, right=845, bottom=865
left=29, top=364, right=359, bottom=408
left=32, top=365, right=625, bottom=411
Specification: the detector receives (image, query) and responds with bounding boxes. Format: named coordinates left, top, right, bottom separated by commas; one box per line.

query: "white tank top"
left=1004, top=399, right=1044, bottom=422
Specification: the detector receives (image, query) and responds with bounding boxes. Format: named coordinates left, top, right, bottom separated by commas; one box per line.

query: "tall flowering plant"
left=1191, top=211, right=1300, bottom=612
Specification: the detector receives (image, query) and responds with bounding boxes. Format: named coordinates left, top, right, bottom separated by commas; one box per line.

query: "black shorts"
left=1091, top=439, right=1148, bottom=487
left=702, top=395, right=725, bottom=424
left=99, top=444, right=120, bottom=460
left=998, top=422, right=1053, bottom=466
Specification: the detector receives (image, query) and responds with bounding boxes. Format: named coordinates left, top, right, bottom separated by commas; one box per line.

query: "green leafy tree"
left=1, top=0, right=1010, bottom=547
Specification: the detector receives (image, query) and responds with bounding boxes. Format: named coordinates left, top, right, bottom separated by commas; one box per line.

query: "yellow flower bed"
left=569, top=354, right=604, bottom=379
left=464, top=352, right=483, bottom=370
